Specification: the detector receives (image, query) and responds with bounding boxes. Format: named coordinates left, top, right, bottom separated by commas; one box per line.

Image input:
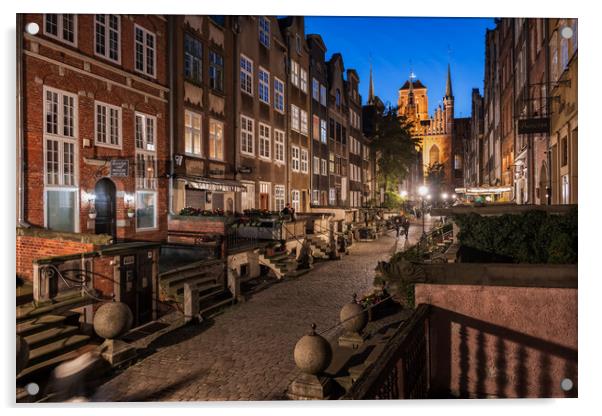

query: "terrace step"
left=17, top=294, right=94, bottom=323
left=17, top=343, right=98, bottom=383
left=23, top=325, right=80, bottom=349
left=17, top=311, right=80, bottom=337
left=26, top=334, right=91, bottom=367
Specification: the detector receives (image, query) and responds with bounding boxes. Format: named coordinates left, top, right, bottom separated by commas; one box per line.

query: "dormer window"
left=296, top=34, right=301, bottom=54
left=335, top=89, right=341, bottom=109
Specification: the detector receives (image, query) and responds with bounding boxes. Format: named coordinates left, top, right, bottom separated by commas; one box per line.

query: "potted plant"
left=88, top=206, right=97, bottom=219
left=127, top=207, right=135, bottom=218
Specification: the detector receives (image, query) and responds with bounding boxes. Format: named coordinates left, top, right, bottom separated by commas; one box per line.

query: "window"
left=240, top=115, right=254, bottom=155
left=274, top=129, right=285, bottom=164
left=241, top=182, right=255, bottom=210
left=312, top=190, right=319, bottom=205
left=136, top=191, right=157, bottom=230
left=561, top=31, right=569, bottom=70
left=291, top=105, right=300, bottom=131
left=136, top=152, right=157, bottom=190
left=320, top=84, right=327, bottom=106
left=209, top=51, right=224, bottom=92
left=300, top=149, right=309, bottom=173
left=258, top=68, right=270, bottom=104
left=44, top=14, right=76, bottom=45
left=274, top=185, right=285, bottom=211
left=550, top=31, right=559, bottom=82
left=291, top=60, right=299, bottom=87
left=259, top=123, right=271, bottom=159
left=329, top=188, right=336, bottom=205
left=135, top=25, right=156, bottom=77
left=300, top=68, right=308, bottom=93
left=329, top=152, right=335, bottom=173
left=561, top=175, right=570, bottom=204
left=209, top=119, right=224, bottom=160
left=329, top=119, right=335, bottom=140
left=312, top=78, right=320, bottom=101
left=321, top=159, right=327, bottom=176
left=312, top=115, right=320, bottom=140
left=184, top=34, right=202, bottom=83
left=320, top=119, right=327, bottom=143
left=291, top=146, right=300, bottom=171
left=291, top=190, right=300, bottom=212
left=295, top=34, right=302, bottom=54
left=335, top=89, right=341, bottom=108
left=95, top=14, right=120, bottom=62
left=300, top=110, right=308, bottom=136
left=259, top=17, right=270, bottom=48
left=185, top=110, right=202, bottom=156
left=95, top=101, right=121, bottom=148
left=240, top=54, right=253, bottom=95
left=274, top=77, right=285, bottom=112
left=44, top=87, right=78, bottom=233
left=313, top=156, right=320, bottom=174
left=135, top=113, right=156, bottom=152
left=561, top=136, right=568, bottom=166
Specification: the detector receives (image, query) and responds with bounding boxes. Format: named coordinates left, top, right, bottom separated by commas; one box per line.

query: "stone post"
left=338, top=294, right=368, bottom=349
left=94, top=302, right=136, bottom=368
left=183, top=282, right=200, bottom=323
left=287, top=324, right=333, bottom=400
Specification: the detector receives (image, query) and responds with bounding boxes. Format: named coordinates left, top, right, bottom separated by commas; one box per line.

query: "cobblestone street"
left=92, top=221, right=431, bottom=402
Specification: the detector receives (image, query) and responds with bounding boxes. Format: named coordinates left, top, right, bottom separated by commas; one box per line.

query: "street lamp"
left=400, top=190, right=408, bottom=198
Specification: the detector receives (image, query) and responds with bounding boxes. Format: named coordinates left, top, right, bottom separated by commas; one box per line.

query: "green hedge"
left=452, top=207, right=577, bottom=264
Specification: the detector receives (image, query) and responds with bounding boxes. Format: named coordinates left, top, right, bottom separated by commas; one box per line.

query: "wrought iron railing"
left=343, top=304, right=431, bottom=399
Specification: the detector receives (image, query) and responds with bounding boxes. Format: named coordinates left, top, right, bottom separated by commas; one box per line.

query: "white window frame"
left=312, top=78, right=320, bottom=101
left=300, top=68, right=308, bottom=93
left=329, top=188, right=336, bottom=205
left=291, top=105, right=300, bottom=132
left=313, top=156, right=320, bottom=174
left=135, top=112, right=156, bottom=152
left=94, top=14, right=121, bottom=63
left=43, top=86, right=79, bottom=232
left=259, top=16, right=270, bottom=48
left=240, top=54, right=254, bottom=96
left=241, top=181, right=256, bottom=210
left=94, top=101, right=122, bottom=149
left=135, top=190, right=158, bottom=231
left=258, top=123, right=271, bottom=160
left=320, top=119, right=327, bottom=143
left=240, top=115, right=255, bottom=156
left=291, top=60, right=299, bottom=87
left=320, top=84, right=327, bottom=106
left=291, top=190, right=300, bottom=212
left=300, top=149, right=309, bottom=173
left=274, top=77, right=285, bottom=113
left=44, top=14, right=77, bottom=46
left=291, top=146, right=300, bottom=172
left=136, top=152, right=157, bottom=190
left=209, top=118, right=224, bottom=161
left=274, top=129, right=286, bottom=165
left=274, top=185, right=285, bottom=211
left=185, top=110, right=203, bottom=157
left=321, top=159, right=327, bottom=176
left=300, top=109, right=308, bottom=136
left=134, top=24, right=156, bottom=78
left=258, top=67, right=270, bottom=104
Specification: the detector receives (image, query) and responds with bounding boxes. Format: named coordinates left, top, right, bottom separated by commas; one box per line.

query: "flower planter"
left=127, top=212, right=135, bottom=219
left=88, top=213, right=97, bottom=219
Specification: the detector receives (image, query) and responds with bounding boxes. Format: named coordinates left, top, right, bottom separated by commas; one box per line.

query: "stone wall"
left=415, top=266, right=577, bottom=398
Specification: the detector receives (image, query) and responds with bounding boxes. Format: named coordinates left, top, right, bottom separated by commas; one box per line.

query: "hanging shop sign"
left=238, top=166, right=252, bottom=174
left=518, top=117, right=550, bottom=135
left=110, top=159, right=130, bottom=177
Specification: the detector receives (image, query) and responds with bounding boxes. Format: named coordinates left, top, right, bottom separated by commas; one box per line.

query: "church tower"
left=443, top=64, right=454, bottom=132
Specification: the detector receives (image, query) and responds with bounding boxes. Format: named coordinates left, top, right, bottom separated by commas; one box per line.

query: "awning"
left=455, top=186, right=513, bottom=195
left=178, top=175, right=247, bottom=192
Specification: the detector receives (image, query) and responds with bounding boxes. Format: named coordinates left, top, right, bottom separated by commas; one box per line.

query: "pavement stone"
left=92, top=222, right=431, bottom=402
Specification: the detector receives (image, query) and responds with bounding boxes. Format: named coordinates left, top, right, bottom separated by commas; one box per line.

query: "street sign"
left=110, top=159, right=129, bottom=177
left=518, top=117, right=550, bottom=134
left=238, top=166, right=252, bottom=174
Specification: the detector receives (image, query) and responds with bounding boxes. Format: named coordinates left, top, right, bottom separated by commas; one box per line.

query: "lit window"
left=209, top=119, right=224, bottom=160
left=274, top=185, right=285, bottom=211
left=291, top=190, right=300, bottom=212
left=136, top=191, right=157, bottom=230
left=185, top=110, right=202, bottom=156
left=313, top=156, right=320, bottom=174
left=320, top=119, right=327, bottom=143
left=135, top=113, right=156, bottom=152
left=312, top=115, right=320, bottom=140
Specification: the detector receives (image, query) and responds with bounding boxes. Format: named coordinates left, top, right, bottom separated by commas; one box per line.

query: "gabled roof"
left=400, top=79, right=426, bottom=90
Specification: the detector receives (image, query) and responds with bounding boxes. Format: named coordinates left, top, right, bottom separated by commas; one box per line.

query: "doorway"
left=119, top=251, right=154, bottom=327
left=94, top=178, right=116, bottom=239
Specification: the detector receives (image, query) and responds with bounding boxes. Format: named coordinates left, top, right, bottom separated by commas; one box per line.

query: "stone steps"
left=26, top=334, right=91, bottom=368
left=17, top=294, right=94, bottom=323
left=17, top=311, right=80, bottom=337
left=23, top=325, right=80, bottom=349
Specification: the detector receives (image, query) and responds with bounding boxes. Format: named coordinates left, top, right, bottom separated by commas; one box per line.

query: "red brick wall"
left=21, top=14, right=169, bottom=242
left=415, top=283, right=577, bottom=398
left=168, top=217, right=226, bottom=234
left=17, top=235, right=95, bottom=281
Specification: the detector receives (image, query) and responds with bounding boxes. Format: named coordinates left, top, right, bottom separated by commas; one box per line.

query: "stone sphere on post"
left=16, top=335, right=29, bottom=374
left=93, top=301, right=133, bottom=340
left=293, top=323, right=332, bottom=375
left=340, top=293, right=367, bottom=334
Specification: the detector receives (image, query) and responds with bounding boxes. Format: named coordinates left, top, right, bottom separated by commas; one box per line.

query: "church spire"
left=368, top=63, right=375, bottom=104
left=445, top=63, right=453, bottom=98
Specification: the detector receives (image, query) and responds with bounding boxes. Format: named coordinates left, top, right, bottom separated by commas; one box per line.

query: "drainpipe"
left=168, top=16, right=175, bottom=214
left=16, top=14, right=30, bottom=228
left=544, top=20, right=552, bottom=205
left=232, top=17, right=241, bottom=210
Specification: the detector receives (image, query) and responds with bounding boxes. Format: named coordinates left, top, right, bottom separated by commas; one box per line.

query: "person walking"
left=394, top=216, right=402, bottom=239
left=402, top=216, right=410, bottom=239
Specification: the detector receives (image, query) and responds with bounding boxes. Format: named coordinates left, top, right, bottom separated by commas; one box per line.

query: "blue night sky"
left=304, top=16, right=496, bottom=118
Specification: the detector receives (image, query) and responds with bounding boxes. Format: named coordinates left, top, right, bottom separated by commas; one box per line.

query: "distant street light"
left=441, top=193, right=448, bottom=200
left=417, top=185, right=429, bottom=239
left=400, top=190, right=408, bottom=198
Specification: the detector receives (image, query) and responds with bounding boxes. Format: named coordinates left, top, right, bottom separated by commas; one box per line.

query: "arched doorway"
left=429, top=145, right=440, bottom=165
left=539, top=163, right=548, bottom=205
left=94, top=178, right=116, bottom=239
